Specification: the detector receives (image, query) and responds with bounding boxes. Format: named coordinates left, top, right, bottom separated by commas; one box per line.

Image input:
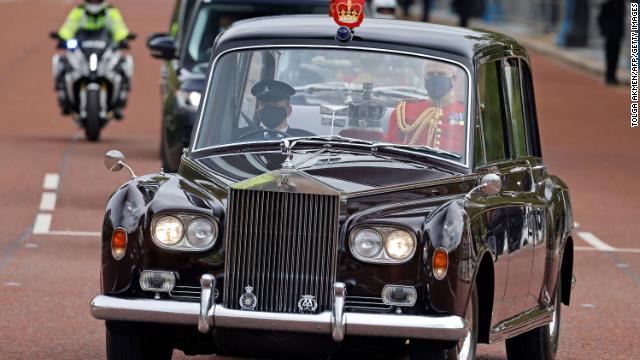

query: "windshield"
left=184, top=4, right=326, bottom=73
left=194, top=47, right=470, bottom=163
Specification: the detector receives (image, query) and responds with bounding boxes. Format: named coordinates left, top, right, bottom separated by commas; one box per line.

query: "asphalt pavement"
left=0, top=1, right=638, bottom=359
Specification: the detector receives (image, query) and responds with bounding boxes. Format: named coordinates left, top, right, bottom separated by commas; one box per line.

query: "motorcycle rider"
left=54, top=0, right=132, bottom=118
left=57, top=0, right=130, bottom=43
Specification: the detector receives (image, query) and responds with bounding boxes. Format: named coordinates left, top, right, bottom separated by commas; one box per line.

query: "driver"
left=236, top=80, right=314, bottom=140
left=385, top=61, right=466, bottom=154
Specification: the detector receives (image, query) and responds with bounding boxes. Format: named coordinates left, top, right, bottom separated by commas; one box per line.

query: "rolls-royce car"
left=92, top=15, right=575, bottom=360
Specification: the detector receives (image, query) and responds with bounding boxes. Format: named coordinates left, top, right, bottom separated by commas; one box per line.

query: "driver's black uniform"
left=236, top=79, right=314, bottom=141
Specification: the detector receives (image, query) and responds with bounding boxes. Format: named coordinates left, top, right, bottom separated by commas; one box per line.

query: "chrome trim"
left=223, top=189, right=339, bottom=313
left=509, top=166, right=529, bottom=174
left=331, top=283, right=346, bottom=341
left=343, top=312, right=466, bottom=340
left=90, top=295, right=199, bottom=325
left=90, top=293, right=468, bottom=342
left=199, top=274, right=215, bottom=333
left=190, top=44, right=474, bottom=169
left=489, top=306, right=554, bottom=343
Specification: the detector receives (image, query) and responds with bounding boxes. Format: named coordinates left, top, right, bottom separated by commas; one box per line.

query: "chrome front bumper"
left=90, top=275, right=467, bottom=342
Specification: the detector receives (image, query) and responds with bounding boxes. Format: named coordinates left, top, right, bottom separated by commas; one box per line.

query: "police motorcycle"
left=50, top=29, right=135, bottom=141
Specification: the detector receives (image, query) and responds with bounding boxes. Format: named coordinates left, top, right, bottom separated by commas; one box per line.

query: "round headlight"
left=384, top=230, right=415, bottom=261
left=153, top=216, right=184, bottom=246
left=186, top=218, right=217, bottom=248
left=352, top=229, right=383, bottom=259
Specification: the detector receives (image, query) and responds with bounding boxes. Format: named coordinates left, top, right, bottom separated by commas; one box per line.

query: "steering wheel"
left=236, top=128, right=290, bottom=141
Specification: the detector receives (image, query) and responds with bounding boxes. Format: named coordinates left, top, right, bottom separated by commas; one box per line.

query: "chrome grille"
left=223, top=189, right=340, bottom=313
left=345, top=296, right=393, bottom=313
left=169, top=285, right=201, bottom=301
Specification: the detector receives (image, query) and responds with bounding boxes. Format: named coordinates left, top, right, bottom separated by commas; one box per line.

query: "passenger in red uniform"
left=385, top=61, right=467, bottom=155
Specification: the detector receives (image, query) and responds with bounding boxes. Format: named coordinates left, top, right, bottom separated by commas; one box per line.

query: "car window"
left=521, top=62, right=542, bottom=157
left=195, top=47, right=470, bottom=164
left=239, top=52, right=265, bottom=127
left=184, top=3, right=326, bottom=73
left=503, top=59, right=527, bottom=158
left=477, top=61, right=507, bottom=164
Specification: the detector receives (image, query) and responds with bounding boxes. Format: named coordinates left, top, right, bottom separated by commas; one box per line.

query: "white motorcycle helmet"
left=371, top=0, right=397, bottom=19
left=84, top=0, right=108, bottom=15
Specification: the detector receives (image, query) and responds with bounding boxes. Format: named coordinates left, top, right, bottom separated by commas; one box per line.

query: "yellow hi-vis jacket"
left=58, top=6, right=129, bottom=43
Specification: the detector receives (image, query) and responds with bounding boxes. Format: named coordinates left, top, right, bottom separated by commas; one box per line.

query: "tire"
left=410, top=286, right=478, bottom=360
left=85, top=89, right=102, bottom=142
left=106, top=321, right=173, bottom=360
left=505, top=279, right=561, bottom=360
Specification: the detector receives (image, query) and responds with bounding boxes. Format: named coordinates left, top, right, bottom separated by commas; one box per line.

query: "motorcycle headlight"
left=186, top=218, right=217, bottom=249
left=153, top=216, right=184, bottom=246
left=351, top=229, right=383, bottom=260
left=350, top=227, right=416, bottom=264
left=384, top=230, right=416, bottom=261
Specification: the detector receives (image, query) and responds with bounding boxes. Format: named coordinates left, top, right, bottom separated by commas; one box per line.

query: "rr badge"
left=297, top=295, right=318, bottom=313
left=239, top=286, right=257, bottom=311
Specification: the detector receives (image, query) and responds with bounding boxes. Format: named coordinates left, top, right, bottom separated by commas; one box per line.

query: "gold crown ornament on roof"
left=337, top=0, right=362, bottom=23
left=331, top=0, right=365, bottom=29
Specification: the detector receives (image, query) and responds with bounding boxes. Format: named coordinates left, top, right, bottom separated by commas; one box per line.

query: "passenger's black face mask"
left=424, top=74, right=453, bottom=101
left=258, top=105, right=288, bottom=129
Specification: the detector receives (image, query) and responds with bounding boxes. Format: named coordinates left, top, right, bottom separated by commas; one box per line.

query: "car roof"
left=217, top=15, right=524, bottom=61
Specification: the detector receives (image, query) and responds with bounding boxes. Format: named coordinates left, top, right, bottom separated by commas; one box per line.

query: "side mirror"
left=146, top=32, right=167, bottom=46
left=127, top=33, right=137, bottom=41
left=49, top=31, right=60, bottom=40
left=147, top=35, right=176, bottom=60
left=104, top=150, right=136, bottom=178
left=465, top=173, right=502, bottom=199
left=480, top=173, right=502, bottom=196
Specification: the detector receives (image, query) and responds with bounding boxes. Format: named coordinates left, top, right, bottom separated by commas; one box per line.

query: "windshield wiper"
left=371, top=143, right=462, bottom=160
left=281, top=135, right=374, bottom=154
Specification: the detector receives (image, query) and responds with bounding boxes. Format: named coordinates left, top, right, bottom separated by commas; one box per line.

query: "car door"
left=516, top=61, right=552, bottom=307
left=472, top=59, right=535, bottom=324
left=500, top=58, right=550, bottom=315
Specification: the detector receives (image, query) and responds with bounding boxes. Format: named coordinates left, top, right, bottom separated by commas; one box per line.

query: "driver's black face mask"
left=424, top=73, right=454, bottom=101
left=258, top=105, right=288, bottom=129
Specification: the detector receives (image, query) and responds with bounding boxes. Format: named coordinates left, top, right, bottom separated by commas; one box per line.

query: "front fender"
left=101, top=180, right=147, bottom=295
left=424, top=198, right=476, bottom=317
left=100, top=173, right=222, bottom=296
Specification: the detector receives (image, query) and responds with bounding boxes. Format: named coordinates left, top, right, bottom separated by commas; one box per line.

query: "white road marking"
left=579, top=304, right=596, bottom=308
left=36, top=230, right=101, bottom=237
left=32, top=214, right=52, bottom=234
left=575, top=246, right=640, bottom=254
left=39, top=192, right=57, bottom=211
left=24, top=243, right=38, bottom=249
left=43, top=173, right=60, bottom=191
left=577, top=231, right=616, bottom=251
left=617, top=263, right=629, bottom=268
left=4, top=281, right=20, bottom=287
